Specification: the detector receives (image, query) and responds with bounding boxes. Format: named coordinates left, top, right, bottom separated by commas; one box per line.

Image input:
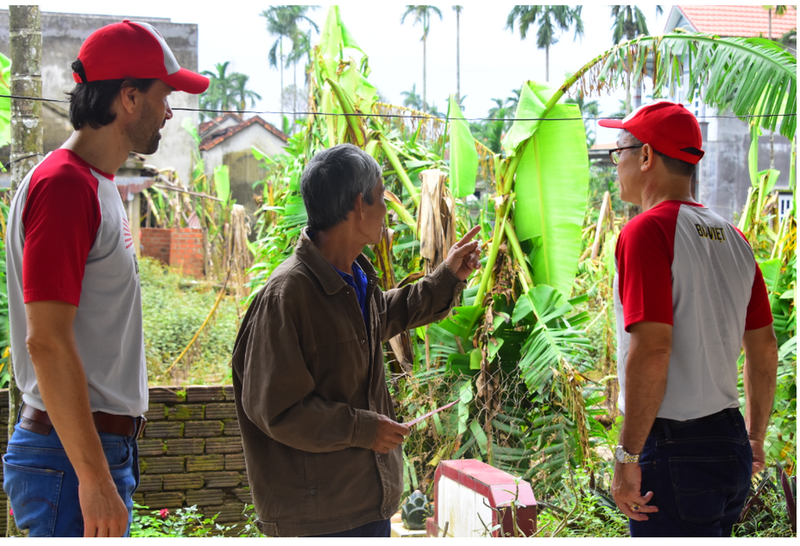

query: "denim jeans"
left=630, top=408, right=752, bottom=537
left=306, top=518, right=391, bottom=537
left=2, top=420, right=140, bottom=537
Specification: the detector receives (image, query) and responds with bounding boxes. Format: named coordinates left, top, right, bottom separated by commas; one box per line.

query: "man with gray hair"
left=232, top=143, right=481, bottom=537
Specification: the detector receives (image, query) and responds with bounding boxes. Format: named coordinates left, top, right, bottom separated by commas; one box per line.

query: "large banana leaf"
left=504, top=82, right=589, bottom=298
left=318, top=6, right=364, bottom=81
left=559, top=33, right=797, bottom=139
left=447, top=95, right=478, bottom=198
left=0, top=52, right=9, bottom=148
left=213, top=165, right=230, bottom=205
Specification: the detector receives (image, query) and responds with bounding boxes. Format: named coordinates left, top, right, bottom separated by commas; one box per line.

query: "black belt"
left=20, top=403, right=146, bottom=439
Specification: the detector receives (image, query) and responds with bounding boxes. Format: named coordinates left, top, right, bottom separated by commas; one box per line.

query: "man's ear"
left=352, top=192, right=364, bottom=219
left=118, top=85, right=139, bottom=115
left=640, top=143, right=655, bottom=172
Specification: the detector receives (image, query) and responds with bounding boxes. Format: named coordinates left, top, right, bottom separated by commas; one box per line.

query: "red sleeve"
left=616, top=203, right=679, bottom=331
left=22, top=160, right=101, bottom=306
left=745, top=262, right=774, bottom=330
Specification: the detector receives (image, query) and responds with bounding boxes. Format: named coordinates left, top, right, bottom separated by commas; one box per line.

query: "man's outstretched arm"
left=25, top=300, right=129, bottom=537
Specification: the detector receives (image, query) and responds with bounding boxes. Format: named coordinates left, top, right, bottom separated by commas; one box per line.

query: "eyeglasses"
left=609, top=145, right=644, bottom=165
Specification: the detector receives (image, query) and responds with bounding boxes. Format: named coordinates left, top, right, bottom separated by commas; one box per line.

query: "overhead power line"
left=0, top=94, right=795, bottom=123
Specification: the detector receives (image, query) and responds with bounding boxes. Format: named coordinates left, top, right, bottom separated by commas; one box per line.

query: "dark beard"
left=132, top=131, right=161, bottom=155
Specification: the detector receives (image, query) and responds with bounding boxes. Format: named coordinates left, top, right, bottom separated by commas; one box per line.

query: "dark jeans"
left=307, top=518, right=391, bottom=537
left=3, top=421, right=141, bottom=537
left=630, top=408, right=752, bottom=537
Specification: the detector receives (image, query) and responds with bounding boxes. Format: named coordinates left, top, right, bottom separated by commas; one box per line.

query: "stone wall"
left=0, top=385, right=252, bottom=535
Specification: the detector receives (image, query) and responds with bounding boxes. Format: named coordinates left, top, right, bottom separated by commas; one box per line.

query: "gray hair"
left=300, top=143, right=382, bottom=231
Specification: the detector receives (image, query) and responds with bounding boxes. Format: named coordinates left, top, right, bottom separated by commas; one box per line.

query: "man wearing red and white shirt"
left=3, top=21, right=208, bottom=537
left=599, top=102, right=778, bottom=536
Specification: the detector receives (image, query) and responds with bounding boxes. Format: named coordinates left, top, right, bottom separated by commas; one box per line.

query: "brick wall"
left=141, top=228, right=205, bottom=278
left=0, top=385, right=252, bottom=535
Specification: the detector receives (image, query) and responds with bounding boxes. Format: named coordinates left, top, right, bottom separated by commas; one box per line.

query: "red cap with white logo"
left=73, top=20, right=209, bottom=94
left=599, top=101, right=705, bottom=164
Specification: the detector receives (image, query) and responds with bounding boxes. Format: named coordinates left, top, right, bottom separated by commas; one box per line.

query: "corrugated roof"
left=677, top=5, right=796, bottom=38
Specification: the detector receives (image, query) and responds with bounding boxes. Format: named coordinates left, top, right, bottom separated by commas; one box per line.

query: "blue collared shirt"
left=333, top=261, right=369, bottom=326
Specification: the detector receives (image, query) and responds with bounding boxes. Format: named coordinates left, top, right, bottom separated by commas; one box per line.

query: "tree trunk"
left=423, top=34, right=427, bottom=111
left=279, top=38, right=284, bottom=118
left=456, top=10, right=461, bottom=102
left=7, top=4, right=43, bottom=537
left=545, top=44, right=550, bottom=82
left=293, top=61, right=297, bottom=132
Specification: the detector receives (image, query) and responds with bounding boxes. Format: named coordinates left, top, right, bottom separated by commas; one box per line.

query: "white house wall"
left=201, top=124, right=286, bottom=175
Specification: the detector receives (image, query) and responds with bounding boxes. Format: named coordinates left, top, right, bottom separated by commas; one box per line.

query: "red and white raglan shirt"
left=613, top=200, right=773, bottom=421
left=6, top=149, right=147, bottom=417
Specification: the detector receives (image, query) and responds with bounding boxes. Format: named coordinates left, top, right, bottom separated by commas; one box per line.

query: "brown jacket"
left=232, top=230, right=464, bottom=536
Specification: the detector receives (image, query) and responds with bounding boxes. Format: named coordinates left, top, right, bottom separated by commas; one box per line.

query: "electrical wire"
left=0, top=94, right=795, bottom=123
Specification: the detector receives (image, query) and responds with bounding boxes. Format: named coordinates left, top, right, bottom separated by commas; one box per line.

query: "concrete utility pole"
left=6, top=5, right=42, bottom=537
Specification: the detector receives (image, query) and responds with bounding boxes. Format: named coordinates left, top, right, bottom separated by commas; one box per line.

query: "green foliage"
left=733, top=465, right=797, bottom=537
left=534, top=465, right=629, bottom=537
left=0, top=192, right=9, bottom=389
left=139, top=257, right=239, bottom=384
left=0, top=51, right=10, bottom=147
left=199, top=62, right=261, bottom=120
left=131, top=503, right=263, bottom=537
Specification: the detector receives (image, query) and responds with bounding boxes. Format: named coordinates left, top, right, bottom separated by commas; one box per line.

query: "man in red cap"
left=599, top=102, right=778, bottom=536
left=3, top=21, right=208, bottom=537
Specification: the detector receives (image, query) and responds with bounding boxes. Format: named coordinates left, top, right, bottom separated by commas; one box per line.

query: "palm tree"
left=610, top=5, right=663, bottom=114
left=400, top=84, right=424, bottom=110
left=262, top=5, right=319, bottom=116
left=506, top=5, right=584, bottom=82
left=453, top=6, right=463, bottom=103
left=401, top=5, right=443, bottom=111
left=232, top=74, right=262, bottom=115
left=199, top=62, right=238, bottom=120
left=286, top=27, right=318, bottom=126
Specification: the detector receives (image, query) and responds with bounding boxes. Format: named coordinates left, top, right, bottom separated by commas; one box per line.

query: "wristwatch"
left=615, top=445, right=640, bottom=464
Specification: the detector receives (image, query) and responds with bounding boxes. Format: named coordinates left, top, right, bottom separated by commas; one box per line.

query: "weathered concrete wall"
left=0, top=385, right=253, bottom=534
left=699, top=115, right=793, bottom=223
left=0, top=10, right=200, bottom=184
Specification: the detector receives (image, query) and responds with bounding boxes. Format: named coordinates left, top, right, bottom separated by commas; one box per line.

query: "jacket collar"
left=295, top=227, right=378, bottom=296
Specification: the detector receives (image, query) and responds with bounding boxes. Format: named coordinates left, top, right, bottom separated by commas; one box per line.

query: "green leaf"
left=251, top=146, right=273, bottom=164
left=469, top=348, right=482, bottom=370
left=213, top=165, right=230, bottom=204
left=0, top=52, right=10, bottom=147
left=507, top=83, right=589, bottom=298
left=470, top=420, right=489, bottom=455
left=181, top=116, right=201, bottom=145
left=447, top=94, right=478, bottom=198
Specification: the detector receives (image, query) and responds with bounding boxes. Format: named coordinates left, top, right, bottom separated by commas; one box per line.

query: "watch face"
left=614, top=446, right=624, bottom=463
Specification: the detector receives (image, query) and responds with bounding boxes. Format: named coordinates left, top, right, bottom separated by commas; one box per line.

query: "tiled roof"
left=198, top=113, right=243, bottom=137
left=677, top=5, right=796, bottom=38
left=199, top=115, right=288, bottom=151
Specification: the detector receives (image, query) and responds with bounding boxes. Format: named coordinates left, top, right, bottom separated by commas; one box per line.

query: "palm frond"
left=557, top=33, right=797, bottom=139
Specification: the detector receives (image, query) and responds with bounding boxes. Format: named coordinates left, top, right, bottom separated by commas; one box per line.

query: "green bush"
left=139, top=257, right=239, bottom=385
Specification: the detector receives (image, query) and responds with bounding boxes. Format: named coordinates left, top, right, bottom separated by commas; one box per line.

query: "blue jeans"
left=307, top=518, right=391, bottom=537
left=2, top=421, right=140, bottom=537
left=630, top=408, right=752, bottom=537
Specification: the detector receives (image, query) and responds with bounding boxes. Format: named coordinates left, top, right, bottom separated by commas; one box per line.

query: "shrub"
left=139, top=257, right=239, bottom=385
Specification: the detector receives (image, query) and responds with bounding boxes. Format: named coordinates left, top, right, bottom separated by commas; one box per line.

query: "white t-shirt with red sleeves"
left=6, top=149, right=148, bottom=417
left=613, top=200, right=773, bottom=421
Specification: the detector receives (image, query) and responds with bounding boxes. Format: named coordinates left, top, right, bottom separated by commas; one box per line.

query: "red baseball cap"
left=599, top=101, right=705, bottom=164
left=73, top=20, right=209, bottom=94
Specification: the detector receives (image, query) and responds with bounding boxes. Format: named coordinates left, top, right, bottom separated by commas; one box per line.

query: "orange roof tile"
left=677, top=5, right=796, bottom=38
left=199, top=115, right=288, bottom=151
